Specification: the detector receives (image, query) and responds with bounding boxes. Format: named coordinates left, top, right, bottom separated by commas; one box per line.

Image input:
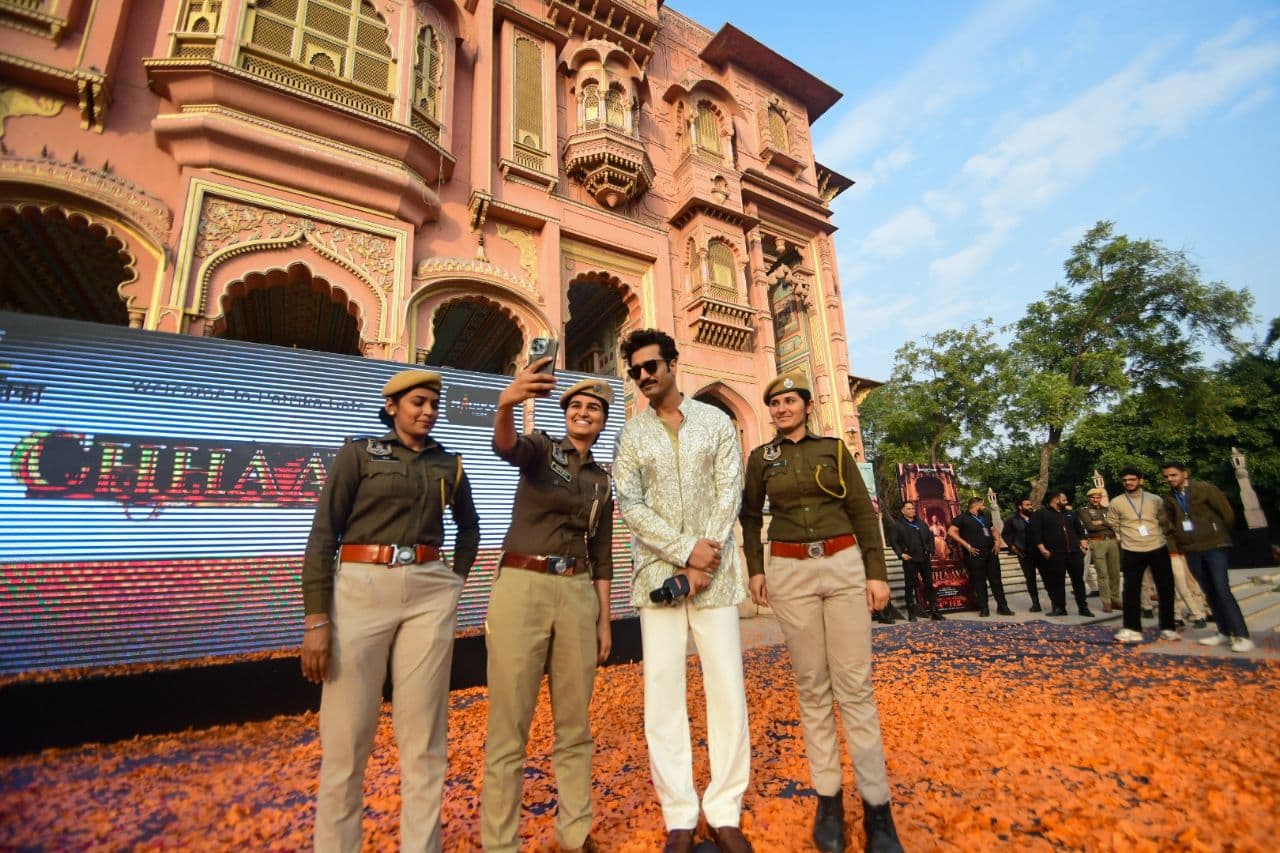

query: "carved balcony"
left=684, top=289, right=755, bottom=352
left=562, top=126, right=655, bottom=209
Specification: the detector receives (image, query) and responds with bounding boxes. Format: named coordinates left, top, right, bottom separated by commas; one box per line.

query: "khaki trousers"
left=767, top=546, right=891, bottom=805
left=1089, top=539, right=1121, bottom=604
left=481, top=568, right=600, bottom=851
left=315, top=560, right=463, bottom=853
left=1142, top=553, right=1207, bottom=619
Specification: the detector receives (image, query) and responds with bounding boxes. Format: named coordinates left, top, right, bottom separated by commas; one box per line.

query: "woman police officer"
left=739, top=372, right=904, bottom=853
left=300, top=369, right=480, bottom=852
left=480, top=358, right=615, bottom=852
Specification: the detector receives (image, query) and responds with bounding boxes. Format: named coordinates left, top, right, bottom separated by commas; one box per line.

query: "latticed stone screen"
left=242, top=0, right=393, bottom=97
left=695, top=102, right=720, bottom=156
left=709, top=241, right=736, bottom=289
left=768, top=108, right=788, bottom=152
left=514, top=35, right=544, bottom=149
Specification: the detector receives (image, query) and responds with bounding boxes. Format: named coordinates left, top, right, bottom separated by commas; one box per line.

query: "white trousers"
left=639, top=603, right=751, bottom=830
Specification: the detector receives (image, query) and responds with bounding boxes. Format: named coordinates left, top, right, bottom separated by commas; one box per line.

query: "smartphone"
left=528, top=337, right=558, bottom=374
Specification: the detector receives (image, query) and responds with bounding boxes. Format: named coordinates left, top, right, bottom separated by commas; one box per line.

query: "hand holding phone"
left=528, top=337, right=558, bottom=375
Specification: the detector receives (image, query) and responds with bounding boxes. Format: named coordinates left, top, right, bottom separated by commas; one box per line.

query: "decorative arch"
left=407, top=275, right=552, bottom=366
left=566, top=269, right=641, bottom=326
left=0, top=201, right=149, bottom=327
left=210, top=262, right=365, bottom=355
left=565, top=270, right=639, bottom=376
left=692, top=380, right=760, bottom=452
left=417, top=291, right=527, bottom=374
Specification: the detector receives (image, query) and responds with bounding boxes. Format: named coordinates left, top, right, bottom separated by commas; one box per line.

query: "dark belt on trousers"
left=340, top=543, right=440, bottom=566
left=500, top=551, right=581, bottom=576
left=770, top=534, right=857, bottom=560
left=1088, top=534, right=1113, bottom=541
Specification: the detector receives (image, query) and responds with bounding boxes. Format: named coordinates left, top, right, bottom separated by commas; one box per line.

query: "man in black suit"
left=888, top=501, right=945, bottom=622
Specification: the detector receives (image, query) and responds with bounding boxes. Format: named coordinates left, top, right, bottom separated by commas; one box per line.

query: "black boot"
left=930, top=609, right=946, bottom=621
left=862, top=800, right=904, bottom=853
left=883, top=603, right=903, bottom=623
left=906, top=603, right=919, bottom=623
left=812, top=791, right=844, bottom=853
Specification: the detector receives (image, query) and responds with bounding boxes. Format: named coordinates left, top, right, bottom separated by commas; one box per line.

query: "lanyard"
left=970, top=513, right=986, bottom=528
left=1174, top=489, right=1190, bottom=516
left=904, top=520, right=920, bottom=529
left=1124, top=491, right=1145, bottom=522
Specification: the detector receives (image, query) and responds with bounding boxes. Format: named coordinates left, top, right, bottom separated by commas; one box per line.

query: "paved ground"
left=737, top=566, right=1280, bottom=661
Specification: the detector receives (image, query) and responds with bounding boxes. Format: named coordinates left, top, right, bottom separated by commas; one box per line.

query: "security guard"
left=481, top=360, right=614, bottom=853
left=1080, top=487, right=1121, bottom=612
left=740, top=372, right=904, bottom=853
left=301, top=368, right=480, bottom=853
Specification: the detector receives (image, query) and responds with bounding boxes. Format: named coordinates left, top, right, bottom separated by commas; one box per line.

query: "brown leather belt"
left=340, top=543, right=440, bottom=566
left=770, top=534, right=857, bottom=560
left=1087, top=535, right=1113, bottom=541
left=500, top=551, right=581, bottom=577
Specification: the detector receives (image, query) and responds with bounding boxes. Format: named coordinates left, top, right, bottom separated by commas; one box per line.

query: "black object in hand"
left=649, top=573, right=692, bottom=604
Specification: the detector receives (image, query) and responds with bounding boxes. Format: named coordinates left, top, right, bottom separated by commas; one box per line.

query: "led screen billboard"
left=0, top=313, right=630, bottom=676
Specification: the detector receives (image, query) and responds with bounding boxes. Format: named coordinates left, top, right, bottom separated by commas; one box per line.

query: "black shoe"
left=862, top=800, right=904, bottom=853
left=978, top=609, right=990, bottom=617
left=1079, top=607, right=1095, bottom=617
left=1049, top=607, right=1068, bottom=616
left=1206, top=613, right=1216, bottom=623
left=812, top=791, right=844, bottom=853
left=906, top=605, right=919, bottom=623
left=880, top=610, right=895, bottom=624
left=1142, top=608, right=1154, bottom=619
left=1088, top=591, right=1101, bottom=597
left=996, top=606, right=1014, bottom=616
left=1192, top=618, right=1207, bottom=629
left=930, top=611, right=946, bottom=621
left=1029, top=602, right=1043, bottom=613
left=1174, top=618, right=1185, bottom=628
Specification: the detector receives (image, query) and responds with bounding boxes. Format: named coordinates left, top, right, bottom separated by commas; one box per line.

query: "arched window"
left=581, top=80, right=601, bottom=129
left=693, top=101, right=721, bottom=157
left=241, top=0, right=394, bottom=113
left=767, top=106, right=788, bottom=152
left=413, top=24, right=443, bottom=123
left=606, top=84, right=626, bottom=129
left=708, top=240, right=736, bottom=290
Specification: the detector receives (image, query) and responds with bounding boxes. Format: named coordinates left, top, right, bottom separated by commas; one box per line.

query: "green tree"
left=860, top=321, right=1007, bottom=503
left=1007, top=221, right=1253, bottom=504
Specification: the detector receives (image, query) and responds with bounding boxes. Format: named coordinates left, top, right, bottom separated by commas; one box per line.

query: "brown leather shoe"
left=560, top=837, right=597, bottom=853
left=662, top=829, right=695, bottom=853
left=712, top=825, right=753, bottom=853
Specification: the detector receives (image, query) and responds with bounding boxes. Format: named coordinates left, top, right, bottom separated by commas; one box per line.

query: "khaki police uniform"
left=1080, top=495, right=1121, bottom=609
left=304, top=371, right=480, bottom=853
left=481, top=382, right=614, bottom=852
left=739, top=373, right=892, bottom=806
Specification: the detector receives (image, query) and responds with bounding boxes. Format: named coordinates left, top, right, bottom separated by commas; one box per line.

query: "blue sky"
left=673, top=0, right=1280, bottom=381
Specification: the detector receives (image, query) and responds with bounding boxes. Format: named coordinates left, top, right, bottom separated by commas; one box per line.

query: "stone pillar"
left=1231, top=447, right=1269, bottom=529
left=987, top=488, right=1003, bottom=532
left=1092, top=469, right=1110, bottom=506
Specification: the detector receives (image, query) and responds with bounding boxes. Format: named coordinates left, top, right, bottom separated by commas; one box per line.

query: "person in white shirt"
left=612, top=328, right=752, bottom=853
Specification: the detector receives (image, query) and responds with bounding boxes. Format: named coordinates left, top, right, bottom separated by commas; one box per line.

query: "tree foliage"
left=1006, top=221, right=1253, bottom=503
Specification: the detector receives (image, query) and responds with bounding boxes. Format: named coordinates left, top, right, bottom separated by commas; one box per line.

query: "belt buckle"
left=391, top=544, right=416, bottom=566
left=806, top=541, right=825, bottom=559
left=546, top=556, right=574, bottom=575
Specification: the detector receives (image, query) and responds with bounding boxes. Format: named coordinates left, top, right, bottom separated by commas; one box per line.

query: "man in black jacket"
left=1001, top=498, right=1042, bottom=613
left=948, top=497, right=1013, bottom=617
left=1029, top=489, right=1094, bottom=617
left=888, top=501, right=945, bottom=622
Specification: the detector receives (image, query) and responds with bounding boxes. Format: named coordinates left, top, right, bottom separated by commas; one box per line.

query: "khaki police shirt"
left=302, top=432, right=481, bottom=614
left=1079, top=506, right=1115, bottom=539
left=496, top=432, right=614, bottom=581
left=740, top=432, right=887, bottom=581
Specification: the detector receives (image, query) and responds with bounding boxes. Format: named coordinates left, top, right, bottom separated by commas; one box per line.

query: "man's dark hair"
left=900, top=500, right=915, bottom=510
left=967, top=496, right=984, bottom=508
left=1160, top=460, right=1188, bottom=472
left=1020, top=496, right=1034, bottom=504
left=620, top=328, right=678, bottom=364
left=1119, top=466, right=1145, bottom=479
left=1046, top=488, right=1069, bottom=503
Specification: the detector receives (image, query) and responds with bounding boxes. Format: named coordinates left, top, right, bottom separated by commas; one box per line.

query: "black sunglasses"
left=626, top=358, right=669, bottom=380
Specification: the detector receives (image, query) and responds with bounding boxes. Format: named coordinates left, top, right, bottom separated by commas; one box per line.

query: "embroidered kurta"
left=614, top=395, right=746, bottom=609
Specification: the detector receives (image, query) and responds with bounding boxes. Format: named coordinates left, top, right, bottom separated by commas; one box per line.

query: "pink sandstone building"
left=0, top=0, right=870, bottom=456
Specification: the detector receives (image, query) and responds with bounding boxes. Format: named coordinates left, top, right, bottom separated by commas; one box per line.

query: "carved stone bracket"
left=495, top=223, right=538, bottom=284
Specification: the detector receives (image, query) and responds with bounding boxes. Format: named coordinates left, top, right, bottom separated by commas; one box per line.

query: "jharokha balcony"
left=684, top=284, right=755, bottom=352
left=562, top=126, right=655, bottom=209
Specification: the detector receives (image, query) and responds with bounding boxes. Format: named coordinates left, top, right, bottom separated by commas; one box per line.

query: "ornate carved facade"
left=0, top=0, right=869, bottom=455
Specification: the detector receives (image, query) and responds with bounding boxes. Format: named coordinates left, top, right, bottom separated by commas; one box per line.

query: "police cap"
left=763, top=371, right=810, bottom=403
left=382, top=369, right=442, bottom=398
left=560, top=378, right=613, bottom=410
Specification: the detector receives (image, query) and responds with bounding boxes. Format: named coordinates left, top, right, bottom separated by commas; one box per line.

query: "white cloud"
left=1229, top=85, right=1274, bottom=117
left=814, top=0, right=1049, bottom=169
left=922, top=19, right=1280, bottom=285
left=848, top=143, right=917, bottom=194
left=860, top=207, right=937, bottom=259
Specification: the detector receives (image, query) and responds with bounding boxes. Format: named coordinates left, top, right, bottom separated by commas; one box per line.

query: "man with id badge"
left=1106, top=467, right=1178, bottom=644
left=1160, top=461, right=1254, bottom=653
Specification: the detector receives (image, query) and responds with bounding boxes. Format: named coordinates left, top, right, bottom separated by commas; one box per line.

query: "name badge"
left=1137, top=524, right=1149, bottom=536
left=549, top=460, right=573, bottom=483
left=1182, top=519, right=1194, bottom=532
left=984, top=528, right=991, bottom=537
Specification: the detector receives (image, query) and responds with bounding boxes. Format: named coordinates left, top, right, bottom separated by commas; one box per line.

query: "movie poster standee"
left=896, top=463, right=974, bottom=611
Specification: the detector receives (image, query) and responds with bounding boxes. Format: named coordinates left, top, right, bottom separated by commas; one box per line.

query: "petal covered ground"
left=1, top=622, right=1277, bottom=851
